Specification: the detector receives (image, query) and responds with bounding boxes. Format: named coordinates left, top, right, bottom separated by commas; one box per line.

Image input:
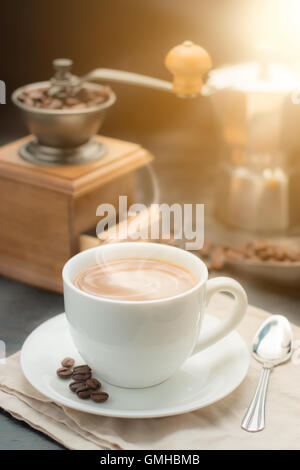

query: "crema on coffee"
left=73, top=258, right=197, bottom=301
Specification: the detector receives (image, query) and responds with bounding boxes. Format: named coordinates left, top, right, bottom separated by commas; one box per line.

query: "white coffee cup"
left=63, top=242, right=247, bottom=388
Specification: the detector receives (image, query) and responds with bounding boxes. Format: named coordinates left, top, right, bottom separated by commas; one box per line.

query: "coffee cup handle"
left=192, top=277, right=247, bottom=354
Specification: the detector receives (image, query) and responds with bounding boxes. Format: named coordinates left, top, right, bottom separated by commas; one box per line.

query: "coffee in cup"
left=73, top=258, right=197, bottom=301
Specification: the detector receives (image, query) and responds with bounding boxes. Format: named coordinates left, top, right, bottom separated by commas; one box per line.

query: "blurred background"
left=2, top=0, right=300, bottom=178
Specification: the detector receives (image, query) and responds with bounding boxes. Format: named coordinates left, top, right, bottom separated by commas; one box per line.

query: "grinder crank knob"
left=165, top=40, right=212, bottom=97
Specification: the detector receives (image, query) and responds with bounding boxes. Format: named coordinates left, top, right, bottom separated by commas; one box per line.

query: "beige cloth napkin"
left=0, top=293, right=299, bottom=450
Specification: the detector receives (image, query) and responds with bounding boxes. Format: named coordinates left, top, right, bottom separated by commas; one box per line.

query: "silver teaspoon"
left=241, top=315, right=293, bottom=432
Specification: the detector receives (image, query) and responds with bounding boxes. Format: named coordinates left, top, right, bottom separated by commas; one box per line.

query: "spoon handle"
left=241, top=367, right=270, bottom=432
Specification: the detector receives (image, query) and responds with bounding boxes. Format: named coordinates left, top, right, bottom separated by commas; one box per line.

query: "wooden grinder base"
left=0, top=135, right=153, bottom=292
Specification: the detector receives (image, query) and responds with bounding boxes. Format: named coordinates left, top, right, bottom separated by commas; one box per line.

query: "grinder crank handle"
left=85, top=68, right=172, bottom=93
left=85, top=41, right=212, bottom=98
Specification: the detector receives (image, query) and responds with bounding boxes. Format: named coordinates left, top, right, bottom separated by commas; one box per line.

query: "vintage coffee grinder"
left=0, top=41, right=211, bottom=292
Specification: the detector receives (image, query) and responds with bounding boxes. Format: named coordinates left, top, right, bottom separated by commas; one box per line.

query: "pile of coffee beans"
left=57, top=357, right=109, bottom=403
left=200, top=240, right=300, bottom=271
left=17, top=85, right=111, bottom=110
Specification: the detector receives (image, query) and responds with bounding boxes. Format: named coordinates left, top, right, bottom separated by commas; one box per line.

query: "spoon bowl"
left=252, top=315, right=293, bottom=367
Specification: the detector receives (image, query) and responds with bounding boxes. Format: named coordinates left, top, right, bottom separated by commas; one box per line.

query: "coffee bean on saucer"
left=90, top=392, right=109, bottom=403
left=61, top=357, right=75, bottom=368
left=69, top=381, right=85, bottom=392
left=74, top=383, right=91, bottom=393
left=73, top=364, right=91, bottom=371
left=73, top=364, right=91, bottom=370
left=73, top=365, right=91, bottom=375
left=57, top=367, right=73, bottom=378
left=72, top=372, right=92, bottom=381
left=57, top=358, right=109, bottom=403
left=86, top=378, right=101, bottom=390
left=77, top=389, right=92, bottom=399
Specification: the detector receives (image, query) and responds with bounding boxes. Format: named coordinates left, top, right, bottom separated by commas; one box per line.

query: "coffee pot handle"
left=192, top=277, right=248, bottom=354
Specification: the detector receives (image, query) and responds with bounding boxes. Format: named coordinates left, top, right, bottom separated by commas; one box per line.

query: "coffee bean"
left=55, top=91, right=68, bottom=99
left=69, top=381, right=84, bottom=392
left=201, top=239, right=300, bottom=267
left=200, top=241, right=212, bottom=258
left=17, top=85, right=110, bottom=110
left=43, top=97, right=52, bottom=106
left=244, top=247, right=255, bottom=259
left=273, top=247, right=286, bottom=261
left=24, top=97, right=35, bottom=107
left=72, top=372, right=92, bottom=381
left=48, top=98, right=63, bottom=109
left=65, top=97, right=80, bottom=106
left=226, top=249, right=243, bottom=261
left=253, top=240, right=268, bottom=252
left=74, top=383, right=91, bottom=393
left=69, top=381, right=85, bottom=392
left=29, top=90, right=45, bottom=101
left=57, top=367, right=73, bottom=378
left=90, top=392, right=109, bottom=403
left=73, top=364, right=91, bottom=370
left=61, top=357, right=75, bottom=368
left=18, top=93, right=28, bottom=102
left=257, top=249, right=269, bottom=261
left=207, top=260, right=224, bottom=270
left=77, top=389, right=92, bottom=399
left=249, top=255, right=262, bottom=262
left=58, top=357, right=109, bottom=403
left=73, top=365, right=91, bottom=374
left=285, top=250, right=299, bottom=262
left=86, top=378, right=101, bottom=390
left=209, top=246, right=226, bottom=270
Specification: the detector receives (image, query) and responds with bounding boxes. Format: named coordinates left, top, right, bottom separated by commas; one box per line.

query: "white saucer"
left=21, top=313, right=250, bottom=419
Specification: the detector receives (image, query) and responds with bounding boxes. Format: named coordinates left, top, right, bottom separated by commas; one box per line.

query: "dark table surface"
left=0, top=129, right=299, bottom=450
